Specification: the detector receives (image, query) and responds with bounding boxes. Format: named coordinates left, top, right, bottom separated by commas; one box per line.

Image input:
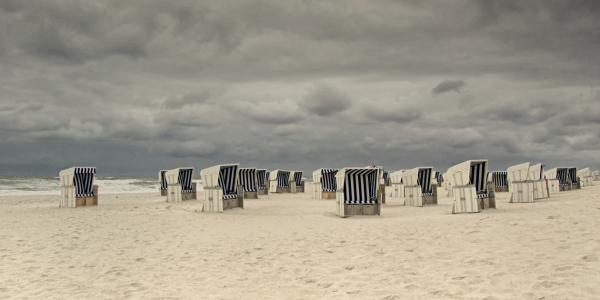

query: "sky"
left=0, top=0, right=599, bottom=175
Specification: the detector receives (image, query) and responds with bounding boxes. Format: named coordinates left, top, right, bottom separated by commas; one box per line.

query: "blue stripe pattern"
left=177, top=169, right=194, bottom=193
left=469, top=162, right=488, bottom=194
left=383, top=171, right=389, bottom=183
left=434, top=172, right=441, bottom=180
left=293, top=172, right=303, bottom=187
left=343, top=168, right=379, bottom=204
left=238, top=168, right=257, bottom=192
left=277, top=171, right=290, bottom=188
left=218, top=165, right=238, bottom=197
left=321, top=169, right=338, bottom=192
left=492, top=172, right=508, bottom=187
left=568, top=168, right=578, bottom=184
left=556, top=168, right=569, bottom=185
left=256, top=170, right=267, bottom=189
left=73, top=167, right=96, bottom=197
left=416, top=168, right=433, bottom=194
left=160, top=170, right=167, bottom=190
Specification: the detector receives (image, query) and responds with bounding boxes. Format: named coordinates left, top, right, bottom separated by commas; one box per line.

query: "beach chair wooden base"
left=494, top=186, right=509, bottom=193
left=258, top=188, right=268, bottom=195
left=380, top=184, right=386, bottom=204
left=532, top=179, right=550, bottom=199
left=322, top=191, right=336, bottom=199
left=244, top=191, right=258, bottom=199
left=60, top=185, right=99, bottom=208
left=509, top=181, right=534, bottom=203
left=167, top=183, right=197, bottom=202
left=160, top=189, right=168, bottom=196
left=341, top=204, right=381, bottom=216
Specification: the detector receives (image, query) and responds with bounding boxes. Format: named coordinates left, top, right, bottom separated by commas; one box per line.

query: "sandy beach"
left=1, top=186, right=599, bottom=299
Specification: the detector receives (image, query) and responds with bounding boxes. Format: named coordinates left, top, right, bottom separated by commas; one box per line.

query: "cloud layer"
left=0, top=0, right=599, bottom=175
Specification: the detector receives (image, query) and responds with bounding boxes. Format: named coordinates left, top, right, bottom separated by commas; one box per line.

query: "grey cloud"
left=162, top=92, right=211, bottom=109
left=302, top=83, right=352, bottom=117
left=360, top=98, right=421, bottom=124
left=232, top=99, right=304, bottom=125
left=432, top=80, right=465, bottom=94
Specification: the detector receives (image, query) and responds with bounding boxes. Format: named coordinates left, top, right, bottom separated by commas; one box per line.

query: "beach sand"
left=1, top=185, right=599, bottom=299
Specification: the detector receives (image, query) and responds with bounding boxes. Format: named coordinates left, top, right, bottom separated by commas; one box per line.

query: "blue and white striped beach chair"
left=256, top=169, right=270, bottom=195
left=402, top=167, right=437, bottom=207
left=489, top=171, right=509, bottom=192
left=312, top=168, right=338, bottom=199
left=164, top=168, right=197, bottom=202
left=201, top=164, right=242, bottom=212
left=238, top=168, right=259, bottom=199
left=269, top=170, right=291, bottom=193
left=158, top=170, right=168, bottom=196
left=289, top=171, right=304, bottom=193
left=59, top=167, right=98, bottom=207
left=335, top=167, right=381, bottom=217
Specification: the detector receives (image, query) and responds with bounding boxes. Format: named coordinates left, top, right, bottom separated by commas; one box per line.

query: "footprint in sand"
left=582, top=255, right=598, bottom=262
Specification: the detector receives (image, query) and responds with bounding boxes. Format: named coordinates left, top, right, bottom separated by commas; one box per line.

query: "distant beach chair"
left=256, top=169, right=270, bottom=195
left=164, top=168, right=197, bottom=202
left=433, top=171, right=443, bottom=187
left=312, top=168, right=338, bottom=199
left=158, top=170, right=168, bottom=196
left=382, top=171, right=390, bottom=186
left=592, top=170, right=600, bottom=181
left=447, top=160, right=495, bottom=214
left=269, top=170, right=291, bottom=193
left=489, top=171, right=509, bottom=192
left=335, top=167, right=381, bottom=217
left=238, top=168, right=259, bottom=199
left=506, top=163, right=535, bottom=203
left=59, top=167, right=98, bottom=207
left=577, top=168, right=594, bottom=187
left=402, top=167, right=437, bottom=207
left=390, top=170, right=405, bottom=197
left=290, top=171, right=304, bottom=193
left=200, top=164, right=243, bottom=212
left=543, top=168, right=569, bottom=193
left=568, top=167, right=580, bottom=190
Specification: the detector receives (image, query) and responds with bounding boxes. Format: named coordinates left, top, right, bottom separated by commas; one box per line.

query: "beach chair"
left=568, top=168, right=580, bottom=190
left=544, top=168, right=570, bottom=192
left=367, top=165, right=387, bottom=204
left=390, top=170, right=405, bottom=197
left=577, top=168, right=594, bottom=187
left=290, top=171, right=304, bottom=193
left=402, top=167, right=437, bottom=207
left=335, top=167, right=381, bottom=217
left=256, top=169, right=270, bottom=195
left=164, top=168, right=197, bottom=202
left=238, top=168, right=259, bottom=199
left=59, top=167, right=98, bottom=207
left=527, top=163, right=549, bottom=199
left=383, top=171, right=390, bottom=186
left=489, top=171, right=509, bottom=192
left=158, top=170, right=168, bottom=196
left=200, top=164, right=243, bottom=212
left=447, top=160, right=496, bottom=214
left=312, top=169, right=338, bottom=199
left=592, top=170, right=600, bottom=181
left=269, top=170, right=291, bottom=193
left=506, top=163, right=534, bottom=203
left=433, top=171, right=443, bottom=187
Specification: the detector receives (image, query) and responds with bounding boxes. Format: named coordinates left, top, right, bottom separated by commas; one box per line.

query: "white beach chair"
left=335, top=167, right=381, bottom=217
left=269, top=170, right=291, bottom=193
left=592, top=170, right=600, bottom=181
left=577, top=168, right=594, bottom=187
left=256, top=169, right=270, bottom=195
left=200, top=164, right=243, bottom=212
left=447, top=160, right=496, bottom=214
left=489, top=171, right=509, bottom=193
left=526, top=163, right=550, bottom=199
left=290, top=171, right=304, bottom=193
left=158, top=170, right=168, bottom=196
left=164, top=168, right=197, bottom=202
left=402, top=167, right=437, bottom=207
left=238, top=168, right=259, bottom=199
left=506, top=163, right=534, bottom=203
left=312, top=169, right=338, bottom=199
left=390, top=170, right=405, bottom=197
left=543, top=168, right=569, bottom=193
left=59, top=167, right=98, bottom=207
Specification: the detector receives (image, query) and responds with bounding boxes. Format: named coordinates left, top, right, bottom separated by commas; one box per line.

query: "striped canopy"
left=292, top=171, right=303, bottom=187
left=238, top=168, right=257, bottom=192
left=159, top=170, right=168, bottom=190
left=272, top=170, right=290, bottom=188
left=469, top=162, right=489, bottom=194
left=256, top=169, right=268, bottom=189
left=177, top=169, right=194, bottom=193
left=567, top=167, right=578, bottom=184
left=321, top=169, right=338, bottom=192
left=218, top=165, right=239, bottom=196
left=491, top=171, right=508, bottom=188
left=556, top=168, right=569, bottom=185
left=416, top=168, right=433, bottom=194
left=73, top=167, right=97, bottom=197
left=340, top=168, right=380, bottom=204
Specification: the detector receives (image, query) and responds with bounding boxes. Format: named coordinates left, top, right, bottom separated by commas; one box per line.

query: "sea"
left=0, top=175, right=204, bottom=196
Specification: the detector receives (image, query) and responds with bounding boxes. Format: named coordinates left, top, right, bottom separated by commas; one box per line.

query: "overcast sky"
left=1, top=0, right=599, bottom=175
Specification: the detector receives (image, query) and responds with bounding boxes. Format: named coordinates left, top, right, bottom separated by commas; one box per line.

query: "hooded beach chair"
left=201, top=164, right=243, bottom=212
left=238, top=168, right=259, bottom=199
left=402, top=167, right=437, bottom=207
left=506, top=163, right=534, bottom=203
left=390, top=170, right=405, bottom=197
left=158, top=170, right=168, bottom=196
left=543, top=168, right=569, bottom=193
left=577, top=168, right=594, bottom=187
left=335, top=167, right=381, bottom=217
left=489, top=171, right=509, bottom=192
left=59, top=167, right=98, bottom=207
left=312, top=168, right=338, bottom=199
left=366, top=165, right=387, bottom=204
left=164, top=168, right=197, bottom=202
left=269, top=170, right=291, bottom=193
left=447, top=160, right=496, bottom=214
left=256, top=169, right=270, bottom=195
left=290, top=171, right=304, bottom=193
left=526, top=163, right=550, bottom=199
left=592, top=170, right=600, bottom=181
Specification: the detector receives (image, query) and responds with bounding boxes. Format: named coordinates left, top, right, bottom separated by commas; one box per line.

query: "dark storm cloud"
left=0, top=0, right=599, bottom=174
left=302, top=83, right=352, bottom=117
left=432, top=80, right=465, bottom=94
